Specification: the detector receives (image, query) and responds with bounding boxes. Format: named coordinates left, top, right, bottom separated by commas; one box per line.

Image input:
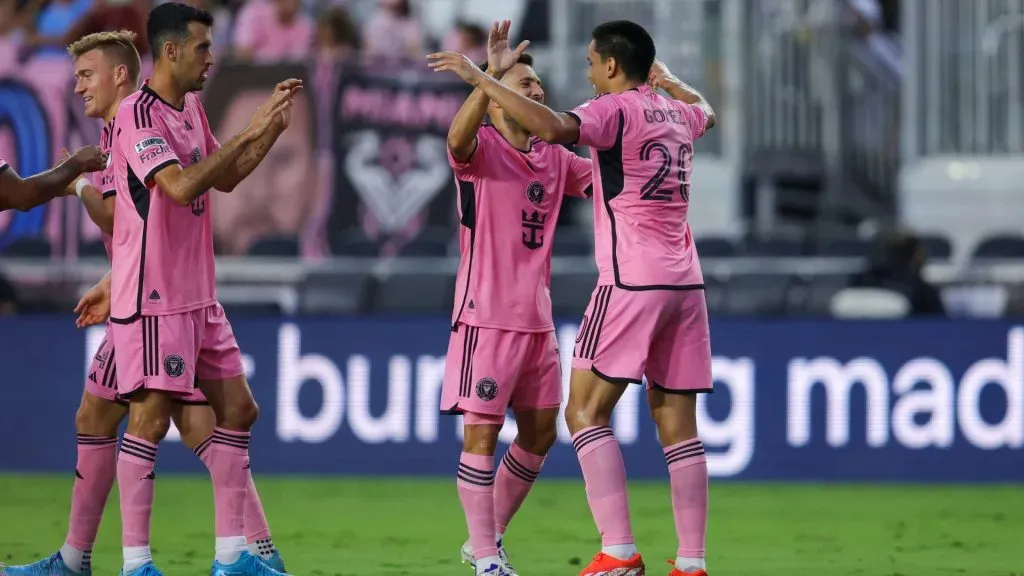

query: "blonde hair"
left=67, top=30, right=142, bottom=85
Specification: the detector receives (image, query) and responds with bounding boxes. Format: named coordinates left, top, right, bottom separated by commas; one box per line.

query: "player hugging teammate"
left=430, top=18, right=717, bottom=576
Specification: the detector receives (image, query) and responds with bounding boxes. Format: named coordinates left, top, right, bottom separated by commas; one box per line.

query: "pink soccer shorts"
left=110, top=302, right=243, bottom=400
left=441, top=323, right=562, bottom=417
left=572, top=285, right=713, bottom=393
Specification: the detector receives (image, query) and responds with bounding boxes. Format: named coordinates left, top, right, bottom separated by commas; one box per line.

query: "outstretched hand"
left=486, top=20, right=530, bottom=76
left=74, top=280, right=110, bottom=328
left=248, top=79, right=302, bottom=137
left=426, top=51, right=486, bottom=85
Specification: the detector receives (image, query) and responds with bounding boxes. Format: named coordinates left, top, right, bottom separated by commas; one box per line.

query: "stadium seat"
left=2, top=237, right=51, bottom=258
left=741, top=236, right=805, bottom=257
left=79, top=240, right=108, bottom=258
left=972, top=234, right=1024, bottom=260
left=249, top=234, right=300, bottom=257
left=398, top=228, right=452, bottom=257
left=300, top=271, right=372, bottom=314
left=552, top=228, right=592, bottom=256
left=696, top=237, right=736, bottom=258
left=550, top=270, right=599, bottom=318
left=336, top=229, right=382, bottom=258
left=370, top=272, right=455, bottom=314
left=918, top=234, right=952, bottom=261
left=790, top=275, right=852, bottom=316
left=830, top=287, right=910, bottom=319
left=820, top=238, right=871, bottom=257
left=721, top=274, right=794, bottom=316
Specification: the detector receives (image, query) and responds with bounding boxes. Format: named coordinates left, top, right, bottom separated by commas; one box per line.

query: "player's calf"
left=173, top=402, right=286, bottom=572
left=457, top=413, right=507, bottom=576
left=649, top=389, right=707, bottom=575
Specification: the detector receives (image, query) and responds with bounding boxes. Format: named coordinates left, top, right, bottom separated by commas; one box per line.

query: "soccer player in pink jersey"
left=104, top=3, right=298, bottom=576
left=0, top=29, right=284, bottom=576
left=429, top=21, right=592, bottom=576
left=0, top=148, right=106, bottom=212
left=429, top=19, right=717, bottom=576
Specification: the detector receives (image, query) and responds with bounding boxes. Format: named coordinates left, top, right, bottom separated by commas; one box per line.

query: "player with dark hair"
left=0, top=148, right=106, bottom=212
left=432, top=20, right=592, bottom=576
left=104, top=3, right=299, bottom=576
left=429, top=19, right=717, bottom=576
left=0, top=28, right=285, bottom=576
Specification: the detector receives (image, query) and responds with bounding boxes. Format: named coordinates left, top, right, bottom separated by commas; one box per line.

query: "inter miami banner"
left=327, top=62, right=471, bottom=254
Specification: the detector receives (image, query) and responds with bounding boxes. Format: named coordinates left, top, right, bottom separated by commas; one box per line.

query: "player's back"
left=109, top=86, right=217, bottom=323
left=570, top=85, right=708, bottom=290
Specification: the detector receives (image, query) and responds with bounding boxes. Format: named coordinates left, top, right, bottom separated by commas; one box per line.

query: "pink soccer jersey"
left=566, top=85, right=709, bottom=289
left=109, top=84, right=221, bottom=322
left=95, top=120, right=117, bottom=259
left=449, top=124, right=592, bottom=332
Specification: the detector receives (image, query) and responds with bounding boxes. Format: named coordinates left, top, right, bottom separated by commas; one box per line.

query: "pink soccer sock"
left=66, top=435, right=118, bottom=556
left=494, top=442, right=545, bottom=534
left=205, top=428, right=251, bottom=538
left=117, top=434, right=158, bottom=547
left=195, top=435, right=271, bottom=543
left=571, top=426, right=634, bottom=546
left=664, top=438, right=708, bottom=559
left=457, top=452, right=498, bottom=561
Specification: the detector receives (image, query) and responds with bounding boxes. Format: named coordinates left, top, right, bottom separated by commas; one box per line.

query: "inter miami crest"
left=163, top=354, right=185, bottom=377
left=475, top=377, right=498, bottom=401
left=526, top=181, right=545, bottom=205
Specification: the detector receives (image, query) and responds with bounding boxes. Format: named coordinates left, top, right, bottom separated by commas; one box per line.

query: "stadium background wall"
left=0, top=317, right=1020, bottom=482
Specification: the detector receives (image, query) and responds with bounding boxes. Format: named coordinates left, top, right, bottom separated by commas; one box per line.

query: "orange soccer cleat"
left=666, top=559, right=708, bottom=576
left=578, top=552, right=645, bottom=576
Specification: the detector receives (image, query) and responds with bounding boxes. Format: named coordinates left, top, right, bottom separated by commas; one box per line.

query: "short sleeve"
left=676, top=101, right=709, bottom=140
left=447, top=126, right=495, bottom=180
left=118, top=109, right=180, bottom=187
left=565, top=95, right=621, bottom=150
left=563, top=150, right=593, bottom=199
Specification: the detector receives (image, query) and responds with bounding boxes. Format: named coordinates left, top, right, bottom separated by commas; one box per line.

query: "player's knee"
left=563, top=400, right=612, bottom=434
left=74, top=402, right=121, bottom=437
left=219, top=397, right=259, bottom=430
left=127, top=410, right=172, bottom=443
left=516, top=426, right=557, bottom=455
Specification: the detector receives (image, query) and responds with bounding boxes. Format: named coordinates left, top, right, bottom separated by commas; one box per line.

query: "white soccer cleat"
left=460, top=540, right=518, bottom=575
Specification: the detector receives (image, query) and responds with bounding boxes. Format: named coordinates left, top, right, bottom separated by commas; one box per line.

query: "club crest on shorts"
left=163, top=354, right=185, bottom=377
left=475, top=377, right=498, bottom=401
left=526, top=181, right=545, bottom=205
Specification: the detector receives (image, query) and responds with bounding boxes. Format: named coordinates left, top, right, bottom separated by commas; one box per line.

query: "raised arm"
left=147, top=86, right=297, bottom=205
left=0, top=146, right=105, bottom=212
left=212, top=79, right=304, bottom=193
left=649, top=60, right=716, bottom=131
left=427, top=51, right=579, bottom=145
left=447, top=20, right=530, bottom=161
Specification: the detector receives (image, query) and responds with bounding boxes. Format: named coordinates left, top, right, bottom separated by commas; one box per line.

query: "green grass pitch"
left=0, top=475, right=1021, bottom=575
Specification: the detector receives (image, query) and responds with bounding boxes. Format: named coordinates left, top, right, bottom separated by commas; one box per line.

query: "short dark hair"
left=479, top=53, right=533, bottom=73
left=591, top=20, right=656, bottom=83
left=455, top=21, right=487, bottom=48
left=147, top=2, right=214, bottom=60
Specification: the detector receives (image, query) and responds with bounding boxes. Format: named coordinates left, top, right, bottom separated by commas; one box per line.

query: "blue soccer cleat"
left=1, top=552, right=87, bottom=576
left=260, top=551, right=286, bottom=574
left=118, top=562, right=164, bottom=576
left=211, top=551, right=289, bottom=576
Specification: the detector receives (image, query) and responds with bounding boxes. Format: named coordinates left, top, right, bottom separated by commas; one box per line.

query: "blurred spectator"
left=851, top=231, right=946, bottom=316
left=363, top=0, right=423, bottom=60
left=316, top=5, right=360, bottom=60
left=232, top=0, right=314, bottom=63
left=0, top=0, right=27, bottom=72
left=0, top=273, right=18, bottom=315
left=65, top=0, right=148, bottom=57
left=441, top=20, right=485, bottom=65
left=25, top=0, right=93, bottom=57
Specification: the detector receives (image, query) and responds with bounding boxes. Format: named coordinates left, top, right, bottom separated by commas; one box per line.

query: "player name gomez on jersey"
left=109, top=84, right=220, bottom=323
left=566, top=85, right=709, bottom=290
